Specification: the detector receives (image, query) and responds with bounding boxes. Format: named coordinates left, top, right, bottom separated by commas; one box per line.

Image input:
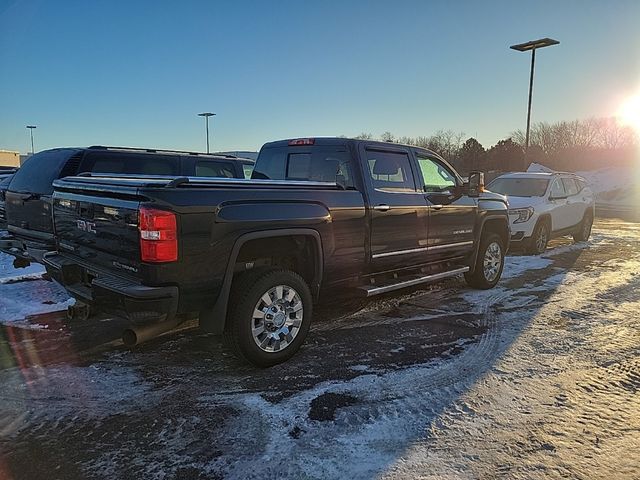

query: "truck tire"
left=527, top=218, right=549, bottom=255
left=464, top=233, right=505, bottom=290
left=573, top=210, right=593, bottom=242
left=224, top=268, right=312, bottom=367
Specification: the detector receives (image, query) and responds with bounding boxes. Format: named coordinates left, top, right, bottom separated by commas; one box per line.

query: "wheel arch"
left=199, top=228, right=323, bottom=334
left=469, top=215, right=509, bottom=274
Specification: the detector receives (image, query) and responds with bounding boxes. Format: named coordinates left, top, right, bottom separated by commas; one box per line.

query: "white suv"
left=488, top=172, right=595, bottom=254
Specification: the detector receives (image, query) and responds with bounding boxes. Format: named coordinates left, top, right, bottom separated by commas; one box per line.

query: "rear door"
left=415, top=153, right=476, bottom=259
left=360, top=145, right=429, bottom=271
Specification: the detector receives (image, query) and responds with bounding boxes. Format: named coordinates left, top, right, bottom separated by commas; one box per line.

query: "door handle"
left=373, top=204, right=390, bottom=212
left=432, top=205, right=443, bottom=210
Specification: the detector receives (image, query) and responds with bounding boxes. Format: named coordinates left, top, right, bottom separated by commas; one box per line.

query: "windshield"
left=488, top=177, right=550, bottom=197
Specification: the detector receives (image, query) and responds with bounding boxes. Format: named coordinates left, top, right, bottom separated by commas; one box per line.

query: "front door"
left=362, top=146, right=429, bottom=272
left=415, top=154, right=477, bottom=260
left=549, top=177, right=572, bottom=230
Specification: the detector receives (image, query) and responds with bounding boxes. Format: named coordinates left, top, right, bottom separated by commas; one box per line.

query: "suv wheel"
left=464, top=233, right=505, bottom=289
left=224, top=268, right=312, bottom=367
left=528, top=219, right=549, bottom=255
left=573, top=210, right=593, bottom=242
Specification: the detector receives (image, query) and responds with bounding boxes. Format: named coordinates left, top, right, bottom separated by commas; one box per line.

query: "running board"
left=359, top=266, right=470, bottom=297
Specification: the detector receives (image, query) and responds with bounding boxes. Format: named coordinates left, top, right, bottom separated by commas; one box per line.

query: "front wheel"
left=528, top=220, right=549, bottom=255
left=464, top=233, right=505, bottom=289
left=224, top=268, right=312, bottom=367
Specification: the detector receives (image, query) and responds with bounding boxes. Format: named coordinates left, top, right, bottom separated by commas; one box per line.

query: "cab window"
left=365, top=150, right=416, bottom=192
left=416, top=156, right=456, bottom=192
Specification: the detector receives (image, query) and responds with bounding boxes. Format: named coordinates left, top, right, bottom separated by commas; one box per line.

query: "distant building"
left=0, top=150, right=21, bottom=167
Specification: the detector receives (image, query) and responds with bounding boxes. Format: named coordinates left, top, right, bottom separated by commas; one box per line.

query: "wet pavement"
left=0, top=218, right=639, bottom=479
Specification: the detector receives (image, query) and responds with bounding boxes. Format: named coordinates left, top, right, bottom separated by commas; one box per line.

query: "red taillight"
left=288, top=138, right=315, bottom=146
left=138, top=207, right=177, bottom=263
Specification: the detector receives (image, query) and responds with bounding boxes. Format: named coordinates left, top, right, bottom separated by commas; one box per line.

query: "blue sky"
left=1, top=0, right=639, bottom=154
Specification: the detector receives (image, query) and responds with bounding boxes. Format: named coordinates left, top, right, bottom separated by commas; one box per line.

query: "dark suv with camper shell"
left=1, top=146, right=254, bottom=264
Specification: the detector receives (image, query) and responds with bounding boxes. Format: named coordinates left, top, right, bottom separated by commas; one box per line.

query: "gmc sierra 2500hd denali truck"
left=44, top=138, right=509, bottom=366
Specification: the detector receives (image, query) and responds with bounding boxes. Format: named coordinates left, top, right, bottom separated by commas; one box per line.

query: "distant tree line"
left=350, top=117, right=637, bottom=175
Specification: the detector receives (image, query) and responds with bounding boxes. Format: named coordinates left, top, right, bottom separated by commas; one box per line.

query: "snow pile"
left=526, top=162, right=554, bottom=173
left=527, top=162, right=638, bottom=209
left=576, top=166, right=638, bottom=210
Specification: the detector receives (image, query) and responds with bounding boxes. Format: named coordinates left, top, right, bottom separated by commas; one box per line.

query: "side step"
left=359, top=266, right=470, bottom=297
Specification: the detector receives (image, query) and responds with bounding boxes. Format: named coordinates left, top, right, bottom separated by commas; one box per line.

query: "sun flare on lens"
left=617, top=93, right=640, bottom=133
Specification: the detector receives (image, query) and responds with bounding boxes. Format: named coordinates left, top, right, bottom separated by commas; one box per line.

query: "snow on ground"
left=0, top=252, right=44, bottom=282
left=0, top=251, right=73, bottom=322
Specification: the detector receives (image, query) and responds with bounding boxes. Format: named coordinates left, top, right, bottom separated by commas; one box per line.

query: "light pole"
left=510, top=37, right=559, bottom=166
left=26, top=125, right=37, bottom=154
left=197, top=112, right=216, bottom=153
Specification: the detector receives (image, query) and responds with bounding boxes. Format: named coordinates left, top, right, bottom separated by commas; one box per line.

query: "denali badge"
left=76, top=219, right=97, bottom=234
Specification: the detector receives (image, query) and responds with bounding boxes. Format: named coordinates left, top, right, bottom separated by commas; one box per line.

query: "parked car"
left=44, top=137, right=510, bottom=366
left=487, top=172, right=595, bottom=254
left=0, top=174, right=15, bottom=229
left=0, top=146, right=253, bottom=264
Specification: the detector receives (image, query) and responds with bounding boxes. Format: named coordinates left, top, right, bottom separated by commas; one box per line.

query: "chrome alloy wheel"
left=483, top=241, right=502, bottom=282
left=251, top=284, right=303, bottom=352
left=536, top=226, right=548, bottom=252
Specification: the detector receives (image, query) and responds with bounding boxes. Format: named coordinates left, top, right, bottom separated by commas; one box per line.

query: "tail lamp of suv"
left=138, top=207, right=178, bottom=263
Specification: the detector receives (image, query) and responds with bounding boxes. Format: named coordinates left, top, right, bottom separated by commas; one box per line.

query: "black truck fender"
left=199, top=228, right=324, bottom=334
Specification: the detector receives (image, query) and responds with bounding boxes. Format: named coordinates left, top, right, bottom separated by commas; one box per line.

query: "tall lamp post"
left=26, top=125, right=37, bottom=154
left=510, top=37, right=559, bottom=167
left=197, top=112, right=216, bottom=154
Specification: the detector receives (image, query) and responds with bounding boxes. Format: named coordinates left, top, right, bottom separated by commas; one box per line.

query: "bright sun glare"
left=617, top=93, right=640, bottom=133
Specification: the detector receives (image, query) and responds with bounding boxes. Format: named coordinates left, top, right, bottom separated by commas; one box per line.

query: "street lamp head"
left=26, top=125, right=37, bottom=129
left=198, top=112, right=215, bottom=117
left=510, top=37, right=559, bottom=52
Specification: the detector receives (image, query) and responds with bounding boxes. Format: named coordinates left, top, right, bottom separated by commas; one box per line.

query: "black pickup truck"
left=44, top=138, right=509, bottom=366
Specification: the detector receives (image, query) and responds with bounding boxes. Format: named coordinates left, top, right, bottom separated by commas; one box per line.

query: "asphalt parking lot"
left=1, top=218, right=639, bottom=479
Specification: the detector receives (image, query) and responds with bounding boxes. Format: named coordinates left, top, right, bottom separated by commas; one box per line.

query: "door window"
left=365, top=150, right=416, bottom=192
left=550, top=179, right=566, bottom=198
left=562, top=178, right=579, bottom=196
left=417, top=156, right=456, bottom=192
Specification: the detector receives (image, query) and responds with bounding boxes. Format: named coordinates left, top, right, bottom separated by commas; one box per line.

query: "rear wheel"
left=573, top=210, right=593, bottom=242
left=528, top=219, right=549, bottom=255
left=224, top=268, right=312, bottom=367
left=465, top=233, right=505, bottom=289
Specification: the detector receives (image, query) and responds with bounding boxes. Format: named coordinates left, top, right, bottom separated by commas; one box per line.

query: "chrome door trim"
left=372, top=240, right=474, bottom=259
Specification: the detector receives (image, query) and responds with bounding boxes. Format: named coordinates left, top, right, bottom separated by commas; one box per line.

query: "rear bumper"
left=43, top=252, right=179, bottom=323
left=1, top=227, right=55, bottom=263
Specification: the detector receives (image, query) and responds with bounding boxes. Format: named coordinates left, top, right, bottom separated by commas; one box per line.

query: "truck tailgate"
left=53, top=190, right=143, bottom=275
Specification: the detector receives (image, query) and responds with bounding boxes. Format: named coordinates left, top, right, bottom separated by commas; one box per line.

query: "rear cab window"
left=8, top=149, right=79, bottom=195
left=253, top=146, right=354, bottom=187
